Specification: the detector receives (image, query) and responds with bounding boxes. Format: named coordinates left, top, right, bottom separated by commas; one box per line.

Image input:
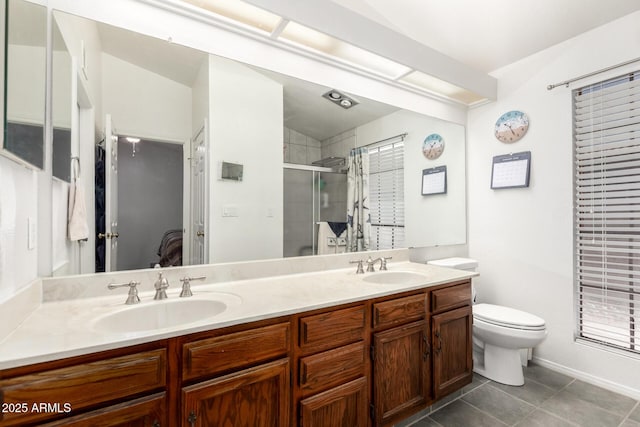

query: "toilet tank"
left=427, top=257, right=478, bottom=271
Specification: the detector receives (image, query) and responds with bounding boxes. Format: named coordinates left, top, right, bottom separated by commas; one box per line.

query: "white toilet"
left=427, top=257, right=547, bottom=386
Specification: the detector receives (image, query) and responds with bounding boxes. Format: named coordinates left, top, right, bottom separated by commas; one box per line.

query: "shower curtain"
left=346, top=147, right=370, bottom=252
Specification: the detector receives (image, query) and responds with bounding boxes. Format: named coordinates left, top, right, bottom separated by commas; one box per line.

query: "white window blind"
left=574, top=70, right=640, bottom=354
left=369, top=141, right=405, bottom=250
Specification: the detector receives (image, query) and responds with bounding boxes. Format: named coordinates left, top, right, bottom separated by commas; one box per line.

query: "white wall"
left=191, top=58, right=209, bottom=136
left=208, top=55, right=283, bottom=263
left=467, top=11, right=640, bottom=398
left=0, top=157, right=38, bottom=301
left=357, top=110, right=466, bottom=248
left=102, top=53, right=191, bottom=142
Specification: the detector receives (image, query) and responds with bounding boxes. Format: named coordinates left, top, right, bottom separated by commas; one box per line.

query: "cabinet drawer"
left=0, top=349, right=166, bottom=426
left=373, top=293, right=426, bottom=329
left=299, top=342, right=366, bottom=396
left=431, top=282, right=471, bottom=313
left=40, top=392, right=166, bottom=426
left=299, top=305, right=365, bottom=352
left=183, top=322, right=290, bottom=381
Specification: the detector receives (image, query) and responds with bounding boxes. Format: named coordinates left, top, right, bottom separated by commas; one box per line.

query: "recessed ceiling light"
left=322, top=89, right=358, bottom=109
left=340, top=99, right=352, bottom=108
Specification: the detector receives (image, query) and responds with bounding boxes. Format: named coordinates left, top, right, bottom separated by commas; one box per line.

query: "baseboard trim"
left=532, top=356, right=640, bottom=400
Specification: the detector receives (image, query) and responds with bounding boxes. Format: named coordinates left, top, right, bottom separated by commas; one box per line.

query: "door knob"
left=98, top=232, right=119, bottom=239
left=196, top=231, right=205, bottom=237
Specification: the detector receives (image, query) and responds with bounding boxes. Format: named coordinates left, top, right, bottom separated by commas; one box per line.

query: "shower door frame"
left=283, top=163, right=343, bottom=256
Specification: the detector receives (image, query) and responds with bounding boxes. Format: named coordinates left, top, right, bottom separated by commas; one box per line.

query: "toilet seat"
left=473, top=303, right=545, bottom=331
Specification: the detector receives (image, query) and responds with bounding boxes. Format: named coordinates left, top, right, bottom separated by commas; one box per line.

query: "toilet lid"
left=473, top=303, right=546, bottom=331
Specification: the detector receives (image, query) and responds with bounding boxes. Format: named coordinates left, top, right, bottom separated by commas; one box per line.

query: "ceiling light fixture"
left=178, top=0, right=486, bottom=105
left=322, top=89, right=358, bottom=109
left=278, top=22, right=412, bottom=80
left=180, top=0, right=282, bottom=34
left=125, top=136, right=141, bottom=157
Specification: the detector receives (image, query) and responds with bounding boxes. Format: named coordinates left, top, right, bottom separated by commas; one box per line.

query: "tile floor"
left=399, top=365, right=640, bottom=427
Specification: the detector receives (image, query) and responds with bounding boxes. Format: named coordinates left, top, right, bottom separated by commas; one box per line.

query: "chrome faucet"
left=379, top=256, right=392, bottom=271
left=153, top=272, right=170, bottom=300
left=365, top=256, right=394, bottom=272
left=350, top=259, right=365, bottom=274
left=366, top=256, right=380, bottom=272
left=108, top=280, right=141, bottom=305
left=179, top=276, right=206, bottom=297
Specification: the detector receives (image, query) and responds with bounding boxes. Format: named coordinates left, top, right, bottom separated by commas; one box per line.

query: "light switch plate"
left=222, top=205, right=239, bottom=217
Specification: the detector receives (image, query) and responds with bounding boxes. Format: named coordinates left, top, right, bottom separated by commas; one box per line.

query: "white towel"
left=316, top=222, right=335, bottom=255
left=68, top=182, right=89, bottom=241
left=316, top=222, right=348, bottom=255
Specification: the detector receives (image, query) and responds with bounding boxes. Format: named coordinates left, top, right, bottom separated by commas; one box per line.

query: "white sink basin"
left=362, top=271, right=428, bottom=285
left=92, top=298, right=228, bottom=333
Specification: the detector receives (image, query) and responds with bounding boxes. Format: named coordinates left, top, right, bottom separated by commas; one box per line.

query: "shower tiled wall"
left=283, top=127, right=321, bottom=165
left=321, top=128, right=356, bottom=159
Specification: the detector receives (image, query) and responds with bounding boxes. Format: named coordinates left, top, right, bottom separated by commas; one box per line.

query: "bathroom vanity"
left=0, top=260, right=474, bottom=426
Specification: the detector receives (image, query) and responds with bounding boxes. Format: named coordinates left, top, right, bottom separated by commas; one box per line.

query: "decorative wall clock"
left=423, top=133, right=445, bottom=160
left=494, top=110, right=529, bottom=143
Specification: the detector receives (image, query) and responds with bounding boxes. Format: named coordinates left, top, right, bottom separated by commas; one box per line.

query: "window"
left=574, top=70, right=640, bottom=354
left=369, top=140, right=405, bottom=250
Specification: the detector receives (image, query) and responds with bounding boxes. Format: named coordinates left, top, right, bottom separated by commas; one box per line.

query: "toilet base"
left=473, top=343, right=524, bottom=386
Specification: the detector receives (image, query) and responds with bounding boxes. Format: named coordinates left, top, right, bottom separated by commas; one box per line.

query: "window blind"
left=369, top=141, right=405, bottom=250
left=574, top=70, right=640, bottom=354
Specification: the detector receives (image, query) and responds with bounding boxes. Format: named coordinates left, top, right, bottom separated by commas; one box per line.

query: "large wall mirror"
left=44, top=7, right=466, bottom=275
left=2, top=0, right=46, bottom=169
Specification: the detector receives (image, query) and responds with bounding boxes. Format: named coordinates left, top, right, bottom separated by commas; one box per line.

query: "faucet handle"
left=380, top=256, right=393, bottom=271
left=366, top=256, right=376, bottom=273
left=349, top=260, right=365, bottom=274
left=108, top=280, right=141, bottom=305
left=179, top=276, right=206, bottom=297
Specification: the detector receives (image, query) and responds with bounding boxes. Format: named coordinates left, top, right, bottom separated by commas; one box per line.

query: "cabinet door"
left=182, top=359, right=289, bottom=427
left=432, top=305, right=473, bottom=399
left=373, top=320, right=430, bottom=426
left=40, top=393, right=166, bottom=427
left=299, top=377, right=368, bottom=427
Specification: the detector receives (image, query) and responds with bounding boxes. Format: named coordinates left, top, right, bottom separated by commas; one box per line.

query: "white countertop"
left=0, top=261, right=476, bottom=370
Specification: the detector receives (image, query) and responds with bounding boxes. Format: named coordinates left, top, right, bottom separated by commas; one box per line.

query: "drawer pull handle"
left=152, top=421, right=160, bottom=427
left=188, top=410, right=197, bottom=427
left=422, top=333, right=430, bottom=360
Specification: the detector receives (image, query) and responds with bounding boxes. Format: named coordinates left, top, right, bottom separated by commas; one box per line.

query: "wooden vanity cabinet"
left=0, top=342, right=167, bottom=427
left=294, top=304, right=369, bottom=427
left=0, top=277, right=473, bottom=427
left=371, top=292, right=430, bottom=427
left=177, top=319, right=291, bottom=427
left=430, top=281, right=473, bottom=400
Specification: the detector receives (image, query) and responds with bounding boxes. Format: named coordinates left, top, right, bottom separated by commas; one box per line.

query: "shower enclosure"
left=283, top=163, right=347, bottom=257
